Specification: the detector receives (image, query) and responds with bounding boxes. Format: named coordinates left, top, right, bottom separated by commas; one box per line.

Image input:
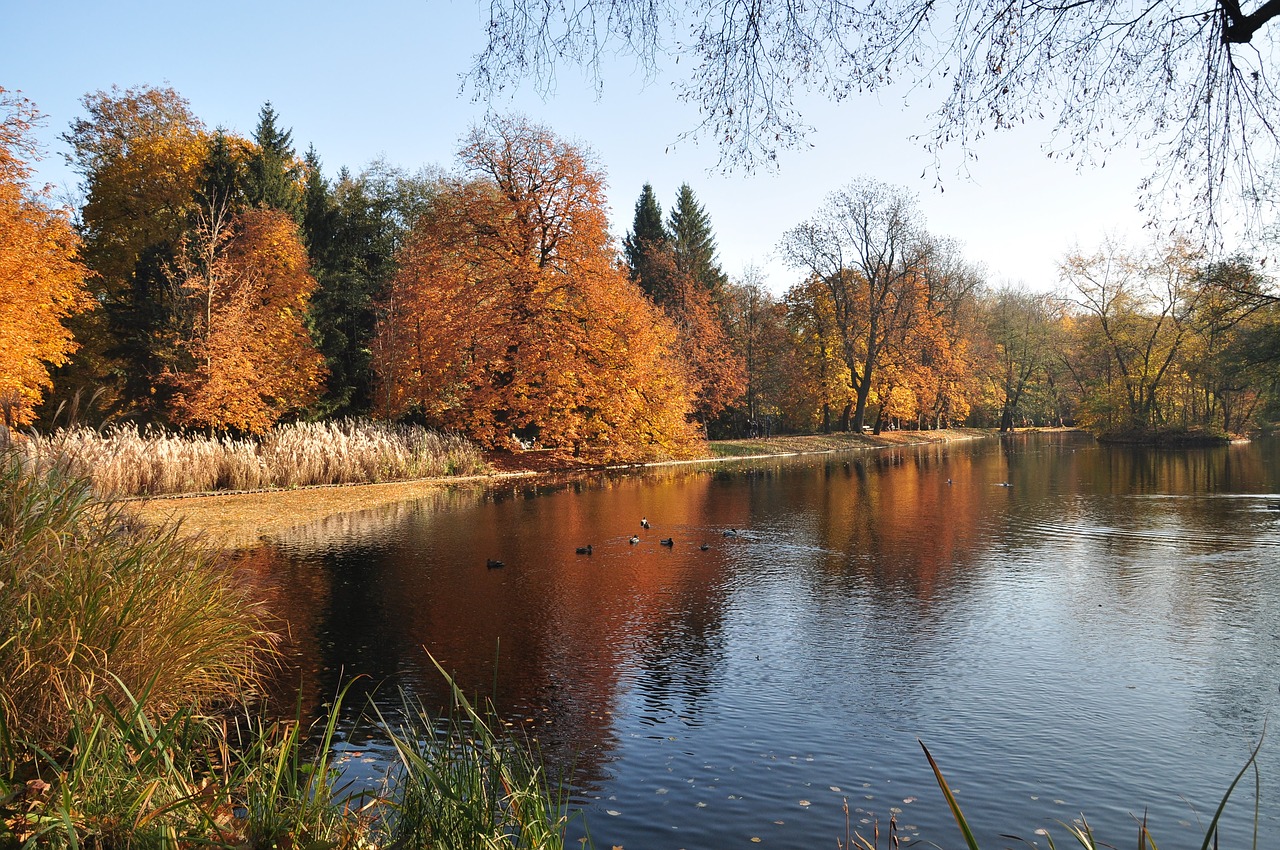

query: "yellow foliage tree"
left=372, top=116, right=700, bottom=461
left=166, top=207, right=325, bottom=433
left=0, top=90, right=93, bottom=426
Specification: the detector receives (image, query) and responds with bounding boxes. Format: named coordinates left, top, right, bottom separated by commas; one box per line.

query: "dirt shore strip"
left=130, top=428, right=998, bottom=548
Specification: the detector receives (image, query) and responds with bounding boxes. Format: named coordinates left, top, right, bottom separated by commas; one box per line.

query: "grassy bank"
left=128, top=428, right=998, bottom=547
left=709, top=427, right=992, bottom=458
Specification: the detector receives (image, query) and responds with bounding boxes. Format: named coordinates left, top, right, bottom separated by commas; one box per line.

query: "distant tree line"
left=4, top=84, right=1280, bottom=459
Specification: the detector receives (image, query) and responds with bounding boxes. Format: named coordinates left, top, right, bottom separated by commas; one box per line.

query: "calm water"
left=241, top=432, right=1280, bottom=848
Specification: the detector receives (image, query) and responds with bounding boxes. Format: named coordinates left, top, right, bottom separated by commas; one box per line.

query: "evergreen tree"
left=245, top=102, right=302, bottom=217
left=623, top=183, right=675, bottom=303
left=301, top=145, right=336, bottom=263
left=668, top=183, right=727, bottom=302
left=198, top=130, right=248, bottom=213
left=306, top=161, right=437, bottom=416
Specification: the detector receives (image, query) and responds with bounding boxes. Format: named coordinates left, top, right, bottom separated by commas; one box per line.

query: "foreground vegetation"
left=0, top=449, right=572, bottom=848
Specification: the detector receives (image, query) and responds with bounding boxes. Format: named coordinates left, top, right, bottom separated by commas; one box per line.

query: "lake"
left=240, top=431, right=1280, bottom=848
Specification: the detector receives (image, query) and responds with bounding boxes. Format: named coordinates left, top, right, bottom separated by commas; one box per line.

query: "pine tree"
left=300, top=146, right=336, bottom=263
left=306, top=161, right=436, bottom=416
left=623, top=183, right=675, bottom=304
left=668, top=183, right=727, bottom=302
left=199, top=130, right=248, bottom=212
left=245, top=102, right=302, bottom=218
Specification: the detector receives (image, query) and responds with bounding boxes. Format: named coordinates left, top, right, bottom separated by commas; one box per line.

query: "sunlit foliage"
left=0, top=89, right=93, bottom=427
left=165, top=207, right=326, bottom=433
left=372, top=116, right=701, bottom=461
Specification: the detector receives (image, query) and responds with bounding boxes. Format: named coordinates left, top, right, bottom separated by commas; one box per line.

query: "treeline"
left=4, top=84, right=1280, bottom=461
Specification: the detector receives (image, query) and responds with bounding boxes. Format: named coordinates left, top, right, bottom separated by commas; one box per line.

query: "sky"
left=4, top=0, right=1166, bottom=293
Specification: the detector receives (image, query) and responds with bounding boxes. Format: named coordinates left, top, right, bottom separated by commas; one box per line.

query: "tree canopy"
left=371, top=116, right=702, bottom=461
left=467, top=0, right=1280, bottom=229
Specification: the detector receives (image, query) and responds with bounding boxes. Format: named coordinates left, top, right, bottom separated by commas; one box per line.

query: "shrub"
left=0, top=449, right=272, bottom=762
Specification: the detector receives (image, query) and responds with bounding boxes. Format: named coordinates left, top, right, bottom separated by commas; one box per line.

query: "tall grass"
left=17, top=418, right=487, bottom=498
left=1, top=452, right=575, bottom=848
left=379, top=657, right=577, bottom=850
left=0, top=448, right=272, bottom=762
left=920, top=739, right=1263, bottom=850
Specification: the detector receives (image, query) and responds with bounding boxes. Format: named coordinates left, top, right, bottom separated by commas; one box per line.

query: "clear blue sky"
left=5, top=0, right=1162, bottom=292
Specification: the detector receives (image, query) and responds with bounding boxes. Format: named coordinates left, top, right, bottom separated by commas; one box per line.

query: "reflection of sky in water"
left=247, top=434, right=1280, bottom=849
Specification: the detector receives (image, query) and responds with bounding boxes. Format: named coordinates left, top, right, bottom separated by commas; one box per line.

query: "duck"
left=575, top=545, right=593, bottom=555
left=486, top=559, right=505, bottom=569
left=641, top=517, right=651, bottom=529
left=629, top=535, right=640, bottom=545
left=660, top=537, right=674, bottom=547
left=699, top=543, right=710, bottom=551
left=723, top=528, right=738, bottom=538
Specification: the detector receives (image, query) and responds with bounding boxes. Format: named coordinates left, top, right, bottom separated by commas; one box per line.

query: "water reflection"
left=242, top=433, right=1280, bottom=848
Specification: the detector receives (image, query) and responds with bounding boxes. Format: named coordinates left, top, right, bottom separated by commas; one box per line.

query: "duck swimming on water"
left=575, top=545, right=593, bottom=555
left=486, top=559, right=504, bottom=568
left=641, top=517, right=651, bottom=529
left=660, top=538, right=674, bottom=547
left=629, top=535, right=640, bottom=545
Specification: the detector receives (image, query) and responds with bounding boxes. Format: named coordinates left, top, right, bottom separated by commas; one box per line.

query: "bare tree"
left=779, top=178, right=927, bottom=431
left=467, top=0, right=1280, bottom=230
left=981, top=287, right=1060, bottom=431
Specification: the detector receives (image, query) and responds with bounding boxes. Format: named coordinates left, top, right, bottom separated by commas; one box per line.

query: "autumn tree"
left=1181, top=259, right=1280, bottom=432
left=721, top=269, right=793, bottom=434
left=980, top=287, right=1060, bottom=432
left=783, top=275, right=855, bottom=432
left=779, top=179, right=931, bottom=432
left=165, top=207, right=325, bottom=433
left=61, top=85, right=209, bottom=416
left=0, top=90, right=93, bottom=427
left=1059, top=238, right=1205, bottom=434
left=371, top=116, right=700, bottom=461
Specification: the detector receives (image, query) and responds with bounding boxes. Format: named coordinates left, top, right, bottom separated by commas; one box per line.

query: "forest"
left=5, top=83, right=1280, bottom=462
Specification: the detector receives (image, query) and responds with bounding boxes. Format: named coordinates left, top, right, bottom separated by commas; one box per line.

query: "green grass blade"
left=1198, top=732, right=1259, bottom=850
left=920, top=740, right=981, bottom=850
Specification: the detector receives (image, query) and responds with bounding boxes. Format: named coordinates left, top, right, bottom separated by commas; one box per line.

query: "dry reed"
left=17, top=418, right=487, bottom=498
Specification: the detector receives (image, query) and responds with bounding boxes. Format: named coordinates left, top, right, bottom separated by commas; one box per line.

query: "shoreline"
left=131, top=427, right=1011, bottom=547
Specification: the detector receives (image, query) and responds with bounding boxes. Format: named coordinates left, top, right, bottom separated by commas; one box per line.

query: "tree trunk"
left=1000, top=406, right=1014, bottom=433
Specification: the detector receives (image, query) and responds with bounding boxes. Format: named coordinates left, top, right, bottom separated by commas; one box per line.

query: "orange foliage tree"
left=166, top=207, right=325, bottom=433
left=0, top=90, right=92, bottom=426
left=372, top=116, right=700, bottom=461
